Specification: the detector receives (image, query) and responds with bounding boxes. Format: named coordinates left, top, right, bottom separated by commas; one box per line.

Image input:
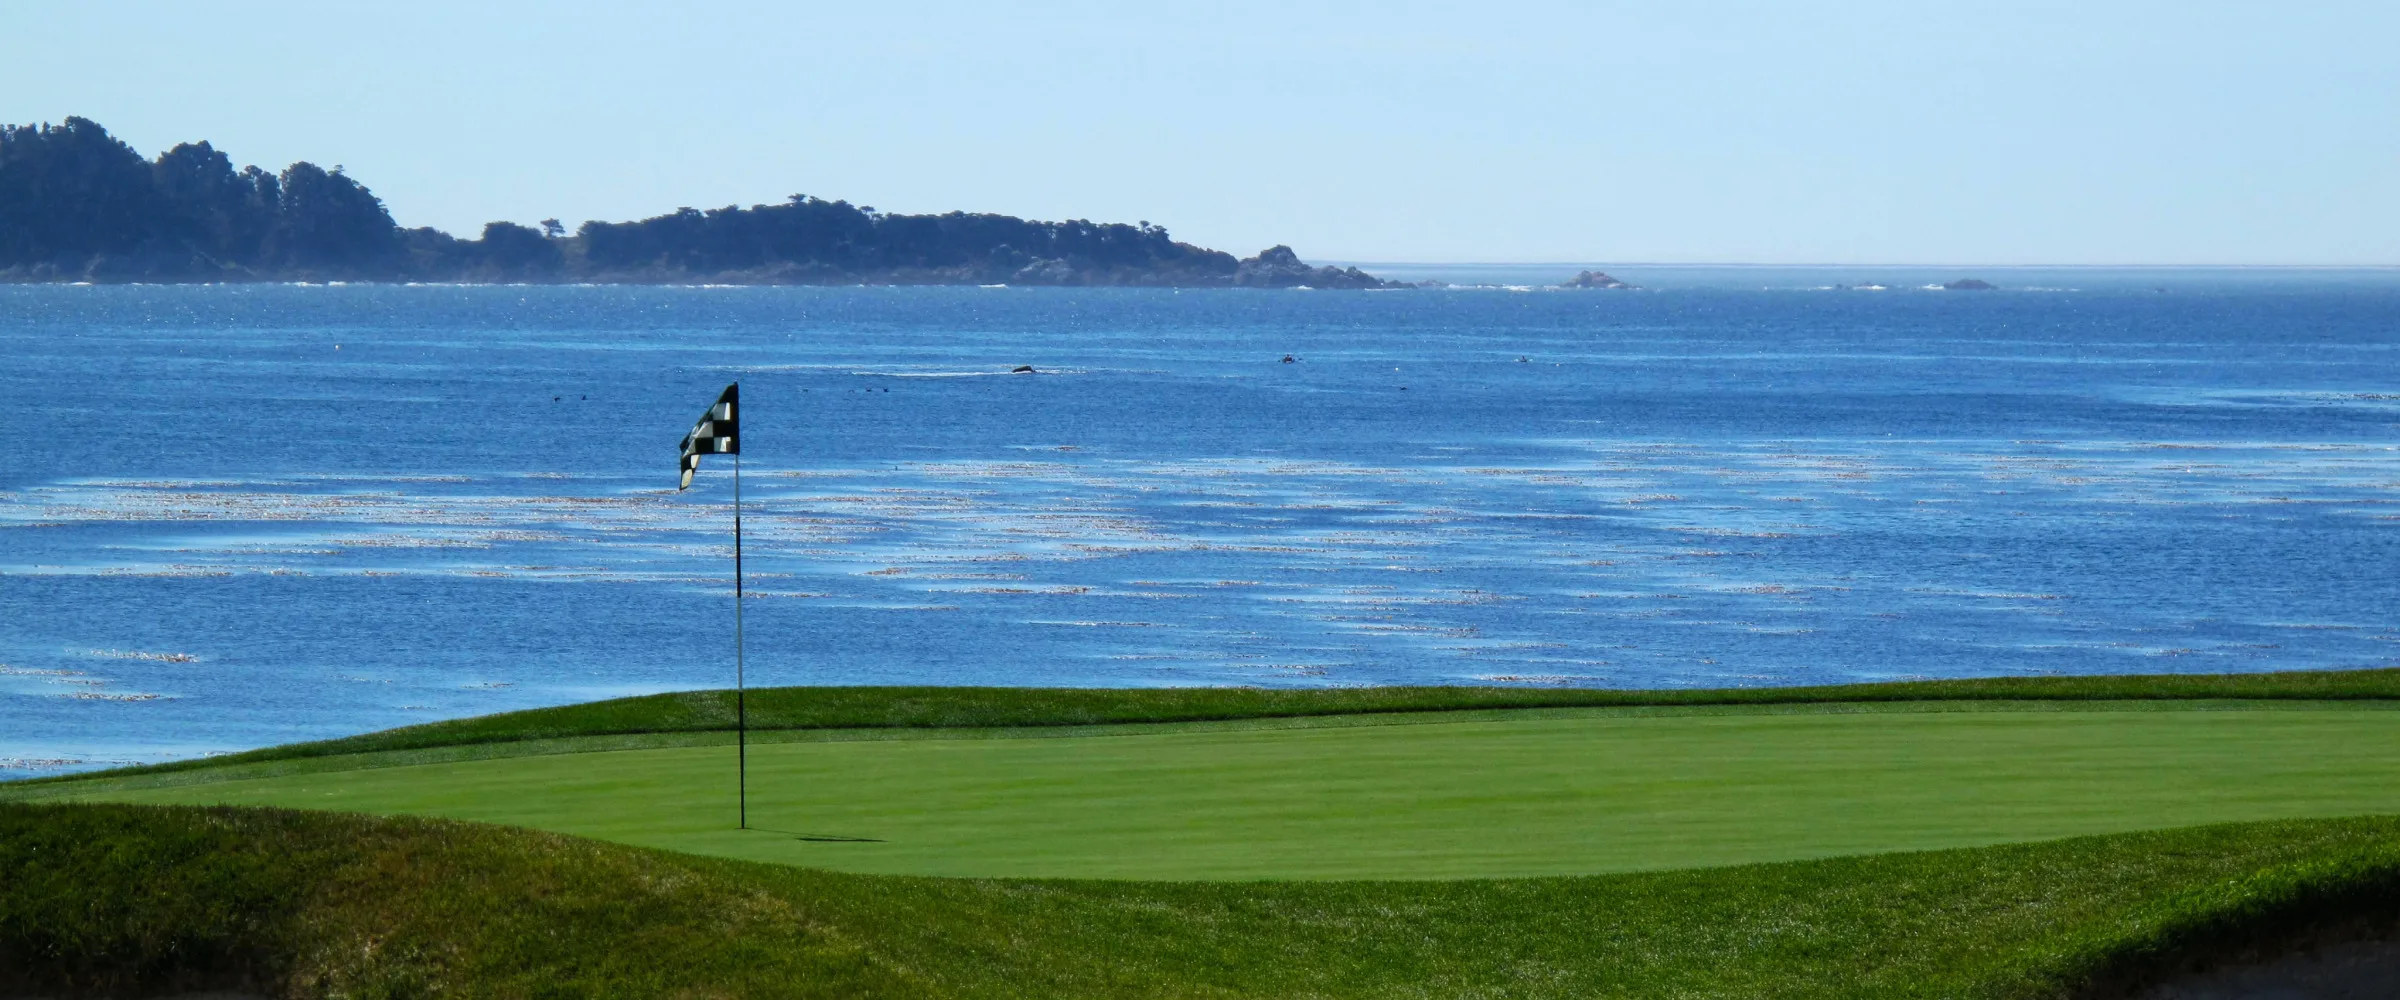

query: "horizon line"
left=1326, top=261, right=2400, bottom=271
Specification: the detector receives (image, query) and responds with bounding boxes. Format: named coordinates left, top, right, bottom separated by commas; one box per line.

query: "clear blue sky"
left=7, top=1, right=2395, bottom=264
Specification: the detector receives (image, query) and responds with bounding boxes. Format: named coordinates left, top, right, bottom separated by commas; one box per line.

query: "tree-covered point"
left=0, top=117, right=1399, bottom=287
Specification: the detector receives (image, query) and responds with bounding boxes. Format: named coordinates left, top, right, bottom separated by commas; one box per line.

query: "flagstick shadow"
left=749, top=827, right=888, bottom=843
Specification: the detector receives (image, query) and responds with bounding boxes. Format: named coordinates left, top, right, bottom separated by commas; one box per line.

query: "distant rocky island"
left=1561, top=270, right=1635, bottom=290
left=0, top=117, right=1402, bottom=288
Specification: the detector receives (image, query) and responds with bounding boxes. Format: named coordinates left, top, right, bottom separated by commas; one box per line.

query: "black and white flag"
left=678, top=383, right=739, bottom=489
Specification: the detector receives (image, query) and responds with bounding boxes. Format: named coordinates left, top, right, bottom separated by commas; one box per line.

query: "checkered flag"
left=678, top=383, right=739, bottom=489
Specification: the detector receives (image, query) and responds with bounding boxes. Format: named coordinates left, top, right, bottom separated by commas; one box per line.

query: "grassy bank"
left=7, top=803, right=2400, bottom=999
left=34, top=667, right=2400, bottom=785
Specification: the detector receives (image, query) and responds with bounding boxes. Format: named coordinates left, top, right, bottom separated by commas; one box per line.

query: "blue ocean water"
left=3, top=270, right=2397, bottom=775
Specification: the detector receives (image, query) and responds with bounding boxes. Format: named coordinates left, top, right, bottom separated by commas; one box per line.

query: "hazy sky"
left=8, top=1, right=2396, bottom=264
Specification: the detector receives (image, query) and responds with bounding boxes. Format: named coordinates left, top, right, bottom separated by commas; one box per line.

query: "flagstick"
left=734, top=451, right=747, bottom=831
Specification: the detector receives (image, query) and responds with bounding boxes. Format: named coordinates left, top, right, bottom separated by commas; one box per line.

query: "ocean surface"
left=3, top=268, right=2397, bottom=776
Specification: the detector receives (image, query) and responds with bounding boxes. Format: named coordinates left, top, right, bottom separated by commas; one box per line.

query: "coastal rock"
left=1233, top=246, right=1401, bottom=290
left=1562, top=270, right=1634, bottom=290
left=1235, top=246, right=1314, bottom=286
left=1012, top=258, right=1077, bottom=284
left=1943, top=278, right=1996, bottom=291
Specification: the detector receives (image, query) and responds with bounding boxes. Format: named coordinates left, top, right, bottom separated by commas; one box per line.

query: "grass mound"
left=0, top=804, right=898, bottom=999
left=7, top=803, right=2400, bottom=999
left=47, top=668, right=2400, bottom=783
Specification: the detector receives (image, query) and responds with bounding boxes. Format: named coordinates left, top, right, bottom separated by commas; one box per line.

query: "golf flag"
left=675, top=381, right=750, bottom=829
left=679, top=384, right=739, bottom=489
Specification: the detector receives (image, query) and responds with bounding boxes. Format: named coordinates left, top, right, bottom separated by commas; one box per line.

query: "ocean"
left=3, top=268, right=2396, bottom=775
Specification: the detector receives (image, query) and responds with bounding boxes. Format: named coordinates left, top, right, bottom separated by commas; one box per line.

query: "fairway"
left=55, top=704, right=2400, bottom=879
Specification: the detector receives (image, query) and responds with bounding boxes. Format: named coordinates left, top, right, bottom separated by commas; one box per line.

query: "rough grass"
left=33, top=668, right=2400, bottom=786
left=7, top=803, right=2400, bottom=999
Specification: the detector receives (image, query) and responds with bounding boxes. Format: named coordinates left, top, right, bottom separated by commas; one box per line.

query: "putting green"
left=60, top=705, right=2400, bottom=879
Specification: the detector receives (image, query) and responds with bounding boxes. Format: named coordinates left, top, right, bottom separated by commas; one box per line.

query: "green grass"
left=17, top=673, right=2400, bottom=995
left=31, top=701, right=2400, bottom=879
left=9, top=804, right=2400, bottom=999
left=39, top=667, right=2400, bottom=785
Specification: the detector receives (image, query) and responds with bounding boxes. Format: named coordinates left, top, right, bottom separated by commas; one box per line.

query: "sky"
left=6, top=1, right=2397, bottom=265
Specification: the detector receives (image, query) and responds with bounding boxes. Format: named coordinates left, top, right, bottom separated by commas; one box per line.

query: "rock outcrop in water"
left=0, top=116, right=1402, bottom=289
left=1232, top=246, right=1406, bottom=289
left=1562, top=270, right=1635, bottom=289
left=1943, top=278, right=1997, bottom=291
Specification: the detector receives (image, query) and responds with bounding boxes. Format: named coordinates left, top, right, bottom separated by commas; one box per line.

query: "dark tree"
left=0, top=117, right=168, bottom=272
left=465, top=221, right=563, bottom=279
left=150, top=141, right=279, bottom=269
left=264, top=163, right=403, bottom=276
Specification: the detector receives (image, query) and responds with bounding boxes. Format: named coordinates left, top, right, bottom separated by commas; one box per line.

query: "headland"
left=0, top=117, right=1404, bottom=288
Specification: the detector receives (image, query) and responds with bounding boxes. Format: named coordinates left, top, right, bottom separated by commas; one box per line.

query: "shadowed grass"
left=29, top=668, right=2400, bottom=786
left=7, top=804, right=2400, bottom=999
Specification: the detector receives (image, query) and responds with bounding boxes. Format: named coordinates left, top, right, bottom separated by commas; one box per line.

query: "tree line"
left=0, top=117, right=1394, bottom=287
